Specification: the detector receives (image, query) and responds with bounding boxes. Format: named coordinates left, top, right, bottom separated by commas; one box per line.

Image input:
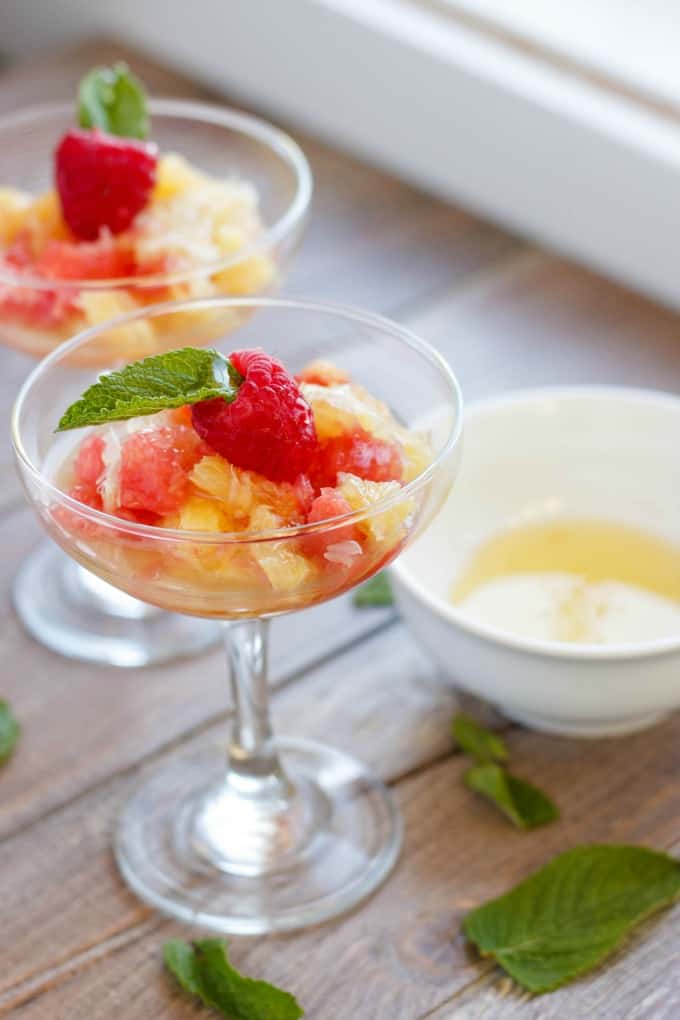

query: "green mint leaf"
left=57, top=348, right=242, bottom=431
left=452, top=713, right=508, bottom=763
left=463, top=844, right=680, bottom=994
left=0, top=700, right=20, bottom=764
left=353, top=571, right=393, bottom=607
left=78, top=62, right=150, bottom=139
left=164, top=939, right=304, bottom=1020
left=163, top=940, right=206, bottom=1002
left=464, top=763, right=558, bottom=829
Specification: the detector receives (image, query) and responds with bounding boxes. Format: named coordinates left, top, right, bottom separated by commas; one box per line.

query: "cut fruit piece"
left=152, top=153, right=204, bottom=202
left=296, top=360, right=350, bottom=387
left=337, top=473, right=411, bottom=544
left=212, top=254, right=275, bottom=295
left=396, top=426, right=433, bottom=482
left=300, top=381, right=394, bottom=442
left=118, top=425, right=206, bottom=515
left=72, top=433, right=105, bottom=506
left=312, top=427, right=403, bottom=488
left=0, top=273, right=80, bottom=329
left=177, top=494, right=232, bottom=533
left=190, top=455, right=304, bottom=524
left=305, top=487, right=361, bottom=557
left=78, top=289, right=156, bottom=356
left=0, top=188, right=31, bottom=245
left=36, top=239, right=136, bottom=281
left=69, top=481, right=103, bottom=511
left=21, top=191, right=71, bottom=254
left=249, top=506, right=317, bottom=592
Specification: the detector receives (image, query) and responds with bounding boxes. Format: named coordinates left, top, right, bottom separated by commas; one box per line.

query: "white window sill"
left=4, top=0, right=680, bottom=306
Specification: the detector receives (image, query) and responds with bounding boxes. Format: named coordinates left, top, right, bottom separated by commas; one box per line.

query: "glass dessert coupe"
left=12, top=297, right=463, bottom=933
left=1, top=99, right=311, bottom=665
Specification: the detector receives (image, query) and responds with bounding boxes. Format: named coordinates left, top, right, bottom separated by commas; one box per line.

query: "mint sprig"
left=452, top=713, right=507, bottom=763
left=0, top=700, right=20, bottom=764
left=78, top=62, right=150, bottom=139
left=164, top=939, right=304, bottom=1019
left=463, top=844, right=680, bottom=993
left=452, top=713, right=557, bottom=828
left=353, top=571, right=393, bottom=608
left=56, top=348, right=242, bottom=431
left=464, top=763, right=558, bottom=829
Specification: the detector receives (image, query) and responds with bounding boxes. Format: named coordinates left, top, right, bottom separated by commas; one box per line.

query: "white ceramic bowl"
left=392, top=387, right=680, bottom=738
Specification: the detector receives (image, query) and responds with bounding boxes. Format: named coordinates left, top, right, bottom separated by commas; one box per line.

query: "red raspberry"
left=55, top=129, right=158, bottom=241
left=311, top=428, right=403, bottom=488
left=191, top=349, right=318, bottom=483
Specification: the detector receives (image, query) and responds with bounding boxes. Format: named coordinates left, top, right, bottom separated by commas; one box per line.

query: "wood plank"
left=0, top=506, right=394, bottom=839
left=410, top=250, right=680, bottom=401
left=4, top=714, right=680, bottom=1017
left=0, top=622, right=458, bottom=1002
left=2, top=39, right=680, bottom=1020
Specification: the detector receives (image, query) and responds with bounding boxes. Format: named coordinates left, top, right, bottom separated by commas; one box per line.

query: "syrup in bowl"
left=450, top=518, right=680, bottom=646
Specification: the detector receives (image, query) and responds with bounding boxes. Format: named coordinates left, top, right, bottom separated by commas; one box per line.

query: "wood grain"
left=0, top=623, right=458, bottom=1003
left=410, top=250, right=680, bottom=401
left=4, top=717, right=680, bottom=1017
left=1, top=37, right=680, bottom=1020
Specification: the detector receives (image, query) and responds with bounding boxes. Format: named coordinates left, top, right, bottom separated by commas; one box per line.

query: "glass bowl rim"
left=11, top=295, right=464, bottom=545
left=0, top=97, right=313, bottom=291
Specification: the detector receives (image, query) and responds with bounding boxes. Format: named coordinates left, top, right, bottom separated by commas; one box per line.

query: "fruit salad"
left=50, top=348, right=432, bottom=616
left=0, top=65, right=274, bottom=358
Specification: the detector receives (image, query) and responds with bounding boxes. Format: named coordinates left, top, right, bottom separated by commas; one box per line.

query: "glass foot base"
left=115, top=739, right=402, bottom=934
left=13, top=543, right=221, bottom=667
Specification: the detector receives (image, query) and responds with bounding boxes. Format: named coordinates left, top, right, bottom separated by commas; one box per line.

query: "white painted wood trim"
left=3, top=0, right=680, bottom=307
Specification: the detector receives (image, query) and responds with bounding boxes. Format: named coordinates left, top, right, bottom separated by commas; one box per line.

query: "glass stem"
left=192, top=619, right=319, bottom=876
left=223, top=619, right=290, bottom=797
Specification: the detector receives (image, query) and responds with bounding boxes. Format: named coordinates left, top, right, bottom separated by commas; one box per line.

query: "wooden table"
left=1, top=41, right=679, bottom=1020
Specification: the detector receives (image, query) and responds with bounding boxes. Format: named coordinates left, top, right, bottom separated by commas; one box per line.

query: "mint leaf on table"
left=0, top=699, right=20, bottom=764
left=464, top=763, right=558, bottom=829
left=452, top=713, right=507, bottom=763
left=164, top=939, right=304, bottom=1020
left=57, top=348, right=243, bottom=431
left=353, top=571, right=393, bottom=607
left=464, top=844, right=680, bottom=994
left=78, top=63, right=150, bottom=139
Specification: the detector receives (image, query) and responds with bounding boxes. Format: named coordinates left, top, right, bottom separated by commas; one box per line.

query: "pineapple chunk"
left=165, top=495, right=254, bottom=584
left=300, top=382, right=393, bottom=441
left=0, top=187, right=31, bottom=245
left=178, top=494, right=231, bottom=533
left=79, top=290, right=156, bottom=357
left=153, top=153, right=204, bottom=202
left=297, top=360, right=350, bottom=387
left=212, top=253, right=275, bottom=295
left=337, top=473, right=412, bottom=544
left=395, top=426, right=433, bottom=482
left=249, top=506, right=316, bottom=592
left=23, top=190, right=69, bottom=252
left=190, top=456, right=302, bottom=524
